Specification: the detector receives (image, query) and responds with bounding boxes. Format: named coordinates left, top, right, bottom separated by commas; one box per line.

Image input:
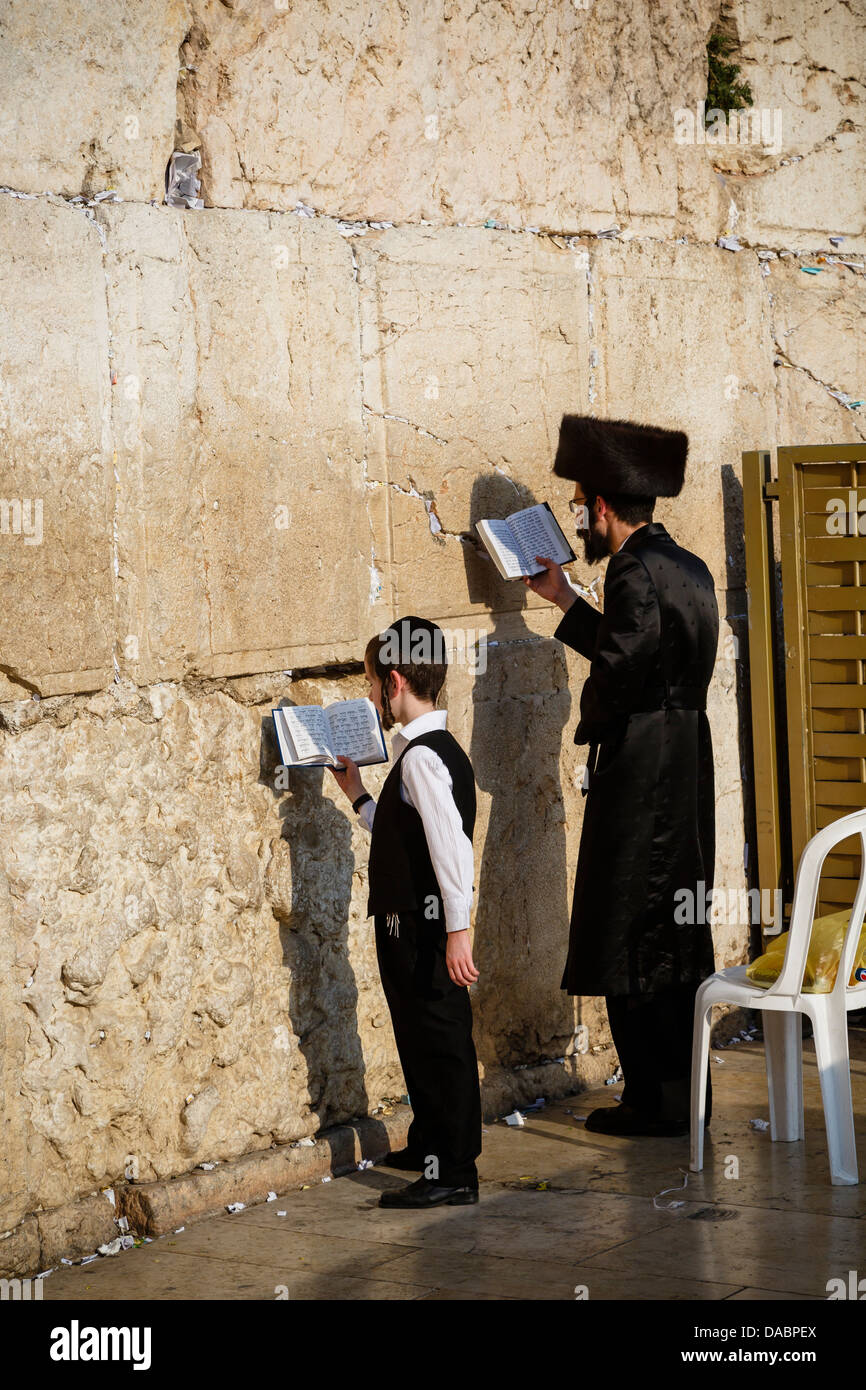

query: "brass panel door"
left=745, top=445, right=866, bottom=920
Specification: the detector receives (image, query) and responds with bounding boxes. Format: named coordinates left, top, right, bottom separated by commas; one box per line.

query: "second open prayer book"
left=475, top=502, right=576, bottom=579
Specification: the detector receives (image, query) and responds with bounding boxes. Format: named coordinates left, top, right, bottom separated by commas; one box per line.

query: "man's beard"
left=580, top=522, right=609, bottom=565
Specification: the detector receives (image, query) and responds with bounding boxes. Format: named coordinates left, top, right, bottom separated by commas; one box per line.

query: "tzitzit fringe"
left=386, top=913, right=400, bottom=938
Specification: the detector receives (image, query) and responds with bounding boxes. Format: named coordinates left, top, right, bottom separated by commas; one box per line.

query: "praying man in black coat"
left=525, top=415, right=719, bottom=1136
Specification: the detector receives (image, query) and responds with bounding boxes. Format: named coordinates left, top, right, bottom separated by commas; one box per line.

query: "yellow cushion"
left=746, top=910, right=866, bottom=994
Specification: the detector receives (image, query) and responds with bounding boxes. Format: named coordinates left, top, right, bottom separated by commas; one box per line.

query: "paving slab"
left=42, top=1247, right=431, bottom=1302
left=364, top=1246, right=742, bottom=1302
left=583, top=1204, right=866, bottom=1299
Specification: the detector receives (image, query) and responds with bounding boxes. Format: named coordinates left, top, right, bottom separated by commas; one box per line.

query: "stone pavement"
left=42, top=1029, right=866, bottom=1301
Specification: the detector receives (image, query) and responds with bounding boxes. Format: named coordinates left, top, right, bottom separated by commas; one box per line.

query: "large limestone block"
left=35, top=1192, right=118, bottom=1269
left=774, top=370, right=866, bottom=453
left=180, top=0, right=724, bottom=237
left=728, top=137, right=865, bottom=252
left=358, top=226, right=590, bottom=622
left=98, top=203, right=378, bottom=681
left=98, top=204, right=209, bottom=684
left=719, top=0, right=866, bottom=248
left=181, top=212, right=372, bottom=673
left=0, top=0, right=189, bottom=200
left=590, top=240, right=778, bottom=589
left=764, top=257, right=866, bottom=445
left=0, top=196, right=114, bottom=698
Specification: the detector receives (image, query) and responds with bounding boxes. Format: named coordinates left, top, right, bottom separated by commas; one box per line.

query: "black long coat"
left=556, top=522, right=719, bottom=997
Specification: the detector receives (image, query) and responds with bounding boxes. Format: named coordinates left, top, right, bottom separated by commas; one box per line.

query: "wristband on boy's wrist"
left=352, top=792, right=373, bottom=814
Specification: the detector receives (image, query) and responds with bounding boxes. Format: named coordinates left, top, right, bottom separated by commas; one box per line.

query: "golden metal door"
left=744, top=444, right=866, bottom=921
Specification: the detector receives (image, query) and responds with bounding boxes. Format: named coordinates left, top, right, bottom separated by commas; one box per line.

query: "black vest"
left=367, top=729, right=476, bottom=918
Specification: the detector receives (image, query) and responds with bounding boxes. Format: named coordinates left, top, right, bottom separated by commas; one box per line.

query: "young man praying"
left=330, top=615, right=483, bottom=1208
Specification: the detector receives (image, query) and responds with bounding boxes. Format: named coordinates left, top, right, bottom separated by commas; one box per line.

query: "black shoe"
left=379, top=1148, right=425, bottom=1171
left=584, top=1105, right=706, bottom=1138
left=379, top=1176, right=479, bottom=1209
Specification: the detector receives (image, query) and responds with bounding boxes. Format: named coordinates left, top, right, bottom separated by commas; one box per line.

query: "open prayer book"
left=475, top=502, right=576, bottom=580
left=273, top=698, right=388, bottom=769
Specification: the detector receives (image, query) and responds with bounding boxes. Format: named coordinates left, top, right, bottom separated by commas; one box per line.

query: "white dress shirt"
left=357, top=709, right=475, bottom=933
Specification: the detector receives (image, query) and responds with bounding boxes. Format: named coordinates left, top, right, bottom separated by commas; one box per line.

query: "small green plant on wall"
left=706, top=32, right=754, bottom=118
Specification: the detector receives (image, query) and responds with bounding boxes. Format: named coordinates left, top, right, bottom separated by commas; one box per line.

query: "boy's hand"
left=328, top=754, right=366, bottom=804
left=445, top=929, right=479, bottom=986
left=522, top=555, right=577, bottom=612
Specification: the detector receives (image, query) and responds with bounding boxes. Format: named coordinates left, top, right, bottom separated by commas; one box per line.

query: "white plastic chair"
left=691, top=807, right=866, bottom=1186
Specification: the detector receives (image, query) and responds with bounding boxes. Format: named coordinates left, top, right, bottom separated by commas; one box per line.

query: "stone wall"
left=0, top=0, right=863, bottom=1255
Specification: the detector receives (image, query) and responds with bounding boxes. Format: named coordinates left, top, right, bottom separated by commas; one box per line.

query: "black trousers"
left=605, top=984, right=712, bottom=1124
left=374, top=909, right=482, bottom=1187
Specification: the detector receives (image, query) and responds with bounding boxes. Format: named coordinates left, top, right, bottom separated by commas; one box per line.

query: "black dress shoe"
left=584, top=1105, right=708, bottom=1138
left=380, top=1148, right=425, bottom=1171
left=379, top=1176, right=479, bottom=1209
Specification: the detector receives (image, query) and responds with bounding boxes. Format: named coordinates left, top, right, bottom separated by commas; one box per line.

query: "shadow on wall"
left=721, top=460, right=774, bottom=959
left=258, top=714, right=369, bottom=1132
left=464, top=475, right=575, bottom=1075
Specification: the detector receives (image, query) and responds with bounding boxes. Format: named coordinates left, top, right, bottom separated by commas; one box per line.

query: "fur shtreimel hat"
left=552, top=415, right=688, bottom=498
